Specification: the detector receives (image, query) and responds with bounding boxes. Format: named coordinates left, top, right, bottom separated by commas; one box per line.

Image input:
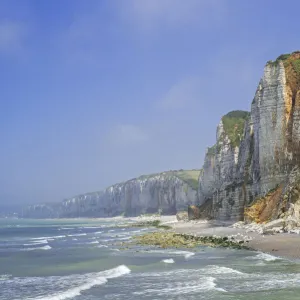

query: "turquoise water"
left=1, top=219, right=300, bottom=299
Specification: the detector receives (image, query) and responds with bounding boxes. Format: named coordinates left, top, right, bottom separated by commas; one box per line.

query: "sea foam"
left=254, top=253, right=280, bottom=262
left=33, top=265, right=131, bottom=300
left=22, top=245, right=52, bottom=251
left=162, top=259, right=175, bottom=264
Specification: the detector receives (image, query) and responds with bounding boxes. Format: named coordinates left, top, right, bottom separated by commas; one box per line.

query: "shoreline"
left=11, top=215, right=300, bottom=260
left=169, top=219, right=300, bottom=261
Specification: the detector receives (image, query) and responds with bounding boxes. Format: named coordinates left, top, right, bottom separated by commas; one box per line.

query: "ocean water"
left=1, top=219, right=300, bottom=299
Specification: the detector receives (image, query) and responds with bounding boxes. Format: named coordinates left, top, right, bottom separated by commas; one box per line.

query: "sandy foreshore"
left=169, top=219, right=300, bottom=260
left=38, top=215, right=300, bottom=260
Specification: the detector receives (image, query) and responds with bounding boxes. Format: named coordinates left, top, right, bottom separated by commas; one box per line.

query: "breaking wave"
left=22, top=245, right=52, bottom=251
left=67, top=233, right=87, bottom=237
left=32, top=265, right=131, bottom=300
left=162, top=259, right=174, bottom=264
left=31, top=235, right=65, bottom=240
left=146, top=249, right=195, bottom=259
left=24, top=239, right=48, bottom=246
left=253, top=253, right=281, bottom=262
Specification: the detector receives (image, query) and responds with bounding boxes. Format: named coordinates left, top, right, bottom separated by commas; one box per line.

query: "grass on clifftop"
left=134, top=169, right=200, bottom=191
left=267, top=51, right=300, bottom=76
left=173, top=170, right=200, bottom=191
left=221, top=110, right=250, bottom=148
left=206, top=144, right=216, bottom=156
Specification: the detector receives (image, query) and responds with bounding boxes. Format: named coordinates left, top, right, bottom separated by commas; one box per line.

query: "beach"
left=169, top=218, right=300, bottom=260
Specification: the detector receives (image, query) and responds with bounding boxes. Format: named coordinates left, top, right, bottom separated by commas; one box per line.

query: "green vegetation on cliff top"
left=267, top=51, right=300, bottom=74
left=221, top=110, right=250, bottom=148
left=130, top=169, right=200, bottom=191
left=207, top=144, right=216, bottom=156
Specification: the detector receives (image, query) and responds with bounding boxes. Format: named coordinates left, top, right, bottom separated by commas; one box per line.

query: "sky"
left=1, top=0, right=300, bottom=205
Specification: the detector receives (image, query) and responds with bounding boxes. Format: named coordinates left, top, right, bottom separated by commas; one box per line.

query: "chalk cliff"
left=197, top=51, right=300, bottom=222
left=23, top=170, right=200, bottom=218
left=24, top=51, right=300, bottom=223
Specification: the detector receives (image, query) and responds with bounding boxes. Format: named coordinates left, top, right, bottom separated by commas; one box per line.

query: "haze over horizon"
left=1, top=0, right=300, bottom=205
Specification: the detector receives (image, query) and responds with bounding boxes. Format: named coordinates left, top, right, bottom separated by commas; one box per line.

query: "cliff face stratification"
left=23, top=170, right=200, bottom=218
left=197, top=52, right=300, bottom=222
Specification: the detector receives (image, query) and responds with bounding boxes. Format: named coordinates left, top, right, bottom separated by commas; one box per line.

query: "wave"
left=33, top=265, right=131, bottom=300
left=60, top=227, right=75, bottom=230
left=31, top=235, right=65, bottom=240
left=253, top=253, right=281, bottom=262
left=82, top=226, right=99, bottom=229
left=24, top=239, right=48, bottom=246
left=87, top=241, right=99, bottom=244
left=133, top=276, right=226, bottom=296
left=146, top=250, right=195, bottom=259
left=67, top=233, right=87, bottom=237
left=97, top=244, right=108, bottom=248
left=204, top=265, right=244, bottom=275
left=94, top=231, right=103, bottom=234
left=22, top=245, right=52, bottom=251
left=162, top=259, right=174, bottom=264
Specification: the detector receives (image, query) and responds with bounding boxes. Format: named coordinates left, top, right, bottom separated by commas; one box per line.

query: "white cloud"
left=0, top=20, right=27, bottom=54
left=159, top=77, right=202, bottom=109
left=109, top=124, right=149, bottom=146
left=122, top=0, right=226, bottom=30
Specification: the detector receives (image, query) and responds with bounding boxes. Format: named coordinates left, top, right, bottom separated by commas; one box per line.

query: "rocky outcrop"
left=23, top=170, right=200, bottom=218
left=197, top=51, right=300, bottom=222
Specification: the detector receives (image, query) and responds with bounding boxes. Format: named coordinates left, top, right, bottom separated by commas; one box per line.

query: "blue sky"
left=1, top=0, right=300, bottom=205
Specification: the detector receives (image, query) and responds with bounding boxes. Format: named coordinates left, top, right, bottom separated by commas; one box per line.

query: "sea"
left=1, top=218, right=300, bottom=300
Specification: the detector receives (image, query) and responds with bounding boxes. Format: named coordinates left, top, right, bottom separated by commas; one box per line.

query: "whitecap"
left=24, top=239, right=48, bottom=246
left=162, top=259, right=174, bottom=264
left=67, top=233, right=87, bottom=237
left=133, top=276, right=226, bottom=296
left=94, top=231, right=103, bottom=235
left=253, top=253, right=280, bottom=262
left=146, top=250, right=195, bottom=259
left=97, top=244, right=108, bottom=248
left=204, top=265, right=244, bottom=275
left=82, top=226, right=99, bottom=229
left=88, top=241, right=99, bottom=244
left=32, top=265, right=130, bottom=300
left=22, top=245, right=52, bottom=251
left=60, top=227, right=75, bottom=230
left=31, top=235, right=65, bottom=240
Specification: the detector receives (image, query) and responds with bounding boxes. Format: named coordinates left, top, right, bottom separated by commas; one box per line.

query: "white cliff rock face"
left=198, top=53, right=300, bottom=222
left=23, top=171, right=199, bottom=218
left=252, top=62, right=288, bottom=193
left=198, top=151, right=215, bottom=205
left=198, top=111, right=249, bottom=221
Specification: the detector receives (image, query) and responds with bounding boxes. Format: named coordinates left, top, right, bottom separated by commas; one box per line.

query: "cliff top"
left=267, top=51, right=300, bottom=104
left=133, top=169, right=201, bottom=190
left=221, top=110, right=250, bottom=148
left=267, top=52, right=300, bottom=78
